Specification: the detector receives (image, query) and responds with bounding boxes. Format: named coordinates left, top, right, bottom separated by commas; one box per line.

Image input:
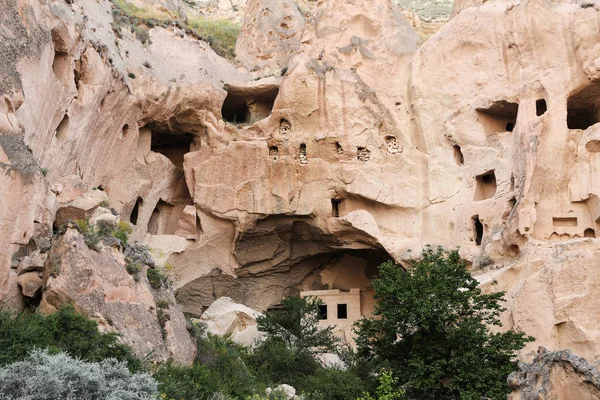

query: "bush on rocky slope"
left=0, top=306, right=141, bottom=371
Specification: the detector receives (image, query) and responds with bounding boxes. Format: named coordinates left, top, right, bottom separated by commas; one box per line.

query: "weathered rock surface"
left=235, top=0, right=305, bottom=72
left=40, top=228, right=195, bottom=364
left=508, top=347, right=600, bottom=400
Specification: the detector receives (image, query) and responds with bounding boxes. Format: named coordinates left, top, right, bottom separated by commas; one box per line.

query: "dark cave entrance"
left=150, top=130, right=194, bottom=170
left=221, top=84, right=280, bottom=125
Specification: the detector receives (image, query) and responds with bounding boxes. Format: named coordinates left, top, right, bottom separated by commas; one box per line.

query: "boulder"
left=266, top=384, right=296, bottom=400
left=16, top=251, right=47, bottom=275
left=17, top=272, right=43, bottom=297
left=89, top=207, right=118, bottom=226
left=55, top=190, right=109, bottom=227
left=199, top=296, right=265, bottom=346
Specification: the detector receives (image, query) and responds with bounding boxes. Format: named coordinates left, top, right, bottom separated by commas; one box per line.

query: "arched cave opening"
left=472, top=215, right=484, bottom=246
left=476, top=100, right=519, bottom=136
left=567, top=82, right=600, bottom=130
left=130, top=197, right=143, bottom=225
left=221, top=84, right=279, bottom=125
left=536, top=99, right=548, bottom=116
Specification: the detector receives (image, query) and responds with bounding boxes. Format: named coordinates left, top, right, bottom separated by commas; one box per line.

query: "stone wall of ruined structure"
left=3, top=0, right=600, bottom=364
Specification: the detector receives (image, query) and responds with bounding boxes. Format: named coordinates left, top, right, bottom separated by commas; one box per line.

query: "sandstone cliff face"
left=3, top=0, right=600, bottom=368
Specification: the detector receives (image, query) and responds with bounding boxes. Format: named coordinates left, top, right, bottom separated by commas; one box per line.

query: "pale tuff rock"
left=508, top=347, right=600, bottom=400
left=198, top=296, right=265, bottom=347
left=235, top=0, right=305, bottom=72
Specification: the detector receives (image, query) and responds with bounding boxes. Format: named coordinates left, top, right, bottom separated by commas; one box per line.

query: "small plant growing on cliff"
left=147, top=267, right=167, bottom=289
left=75, top=219, right=101, bottom=250
left=355, top=246, right=534, bottom=400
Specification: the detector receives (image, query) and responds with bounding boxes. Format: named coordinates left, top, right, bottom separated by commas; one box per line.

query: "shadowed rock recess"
left=3, top=0, right=600, bottom=386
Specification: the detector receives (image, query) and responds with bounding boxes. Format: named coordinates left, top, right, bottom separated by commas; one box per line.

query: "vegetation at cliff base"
left=0, top=247, right=532, bottom=399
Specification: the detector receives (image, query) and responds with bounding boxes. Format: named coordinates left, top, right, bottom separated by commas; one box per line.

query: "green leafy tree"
left=256, top=296, right=339, bottom=354
left=355, top=246, right=533, bottom=400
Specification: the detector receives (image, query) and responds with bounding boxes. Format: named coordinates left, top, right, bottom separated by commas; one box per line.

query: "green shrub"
left=0, top=349, right=156, bottom=400
left=147, top=267, right=166, bottom=289
left=154, top=362, right=222, bottom=400
left=126, top=261, right=142, bottom=281
left=357, top=369, right=405, bottom=400
left=0, top=306, right=141, bottom=371
left=247, top=338, right=320, bottom=389
left=155, top=334, right=258, bottom=399
left=299, top=367, right=366, bottom=400
left=75, top=219, right=101, bottom=250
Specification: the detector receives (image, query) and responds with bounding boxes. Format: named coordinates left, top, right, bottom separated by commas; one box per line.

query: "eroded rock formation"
left=3, top=0, right=600, bottom=371
left=508, top=347, right=600, bottom=399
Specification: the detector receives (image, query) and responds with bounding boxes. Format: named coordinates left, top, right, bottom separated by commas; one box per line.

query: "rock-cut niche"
left=567, top=82, right=600, bottom=130
left=474, top=170, right=497, bottom=201
left=476, top=100, right=519, bottom=136
left=221, top=84, right=279, bottom=125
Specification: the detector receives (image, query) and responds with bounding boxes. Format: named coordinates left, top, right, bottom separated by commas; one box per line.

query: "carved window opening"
left=474, top=170, right=497, bottom=201
left=476, top=100, right=519, bottom=135
left=357, top=147, right=371, bottom=161
left=122, top=124, right=131, bottom=139
left=536, top=99, right=547, bottom=116
left=336, top=142, right=344, bottom=155
left=269, top=146, right=279, bottom=161
left=473, top=216, right=484, bottom=246
left=299, top=143, right=307, bottom=164
left=318, top=304, right=327, bottom=320
left=280, top=119, right=291, bottom=134
left=337, top=304, right=348, bottom=319
left=130, top=197, right=143, bottom=225
left=453, top=145, right=464, bottom=165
